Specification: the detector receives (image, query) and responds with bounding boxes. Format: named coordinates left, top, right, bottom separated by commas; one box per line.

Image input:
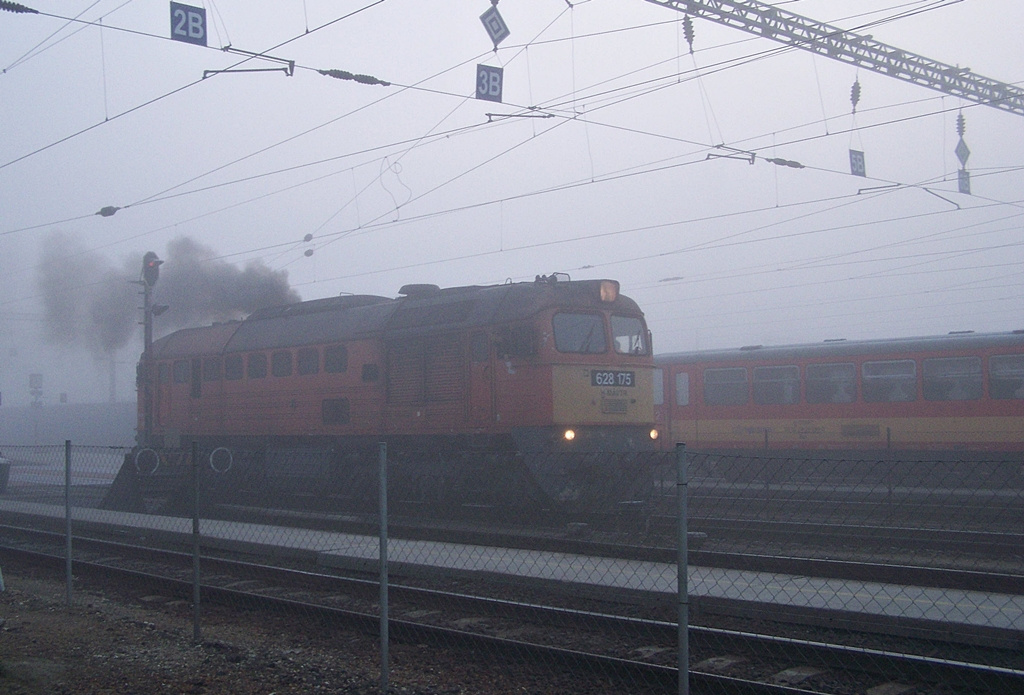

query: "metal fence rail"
left=0, top=441, right=1022, bottom=693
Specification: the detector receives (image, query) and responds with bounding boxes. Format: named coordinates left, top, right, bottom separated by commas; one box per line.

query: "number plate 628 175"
left=591, top=370, right=635, bottom=387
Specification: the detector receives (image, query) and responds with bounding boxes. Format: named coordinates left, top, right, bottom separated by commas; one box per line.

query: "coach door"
left=468, top=331, right=494, bottom=427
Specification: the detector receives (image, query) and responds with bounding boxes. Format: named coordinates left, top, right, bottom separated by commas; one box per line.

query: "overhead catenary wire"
left=2, top=0, right=1015, bottom=323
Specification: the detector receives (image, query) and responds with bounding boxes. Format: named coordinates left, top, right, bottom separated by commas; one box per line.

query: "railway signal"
left=142, top=252, right=163, bottom=288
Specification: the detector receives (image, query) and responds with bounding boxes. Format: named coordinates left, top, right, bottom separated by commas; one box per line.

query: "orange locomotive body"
left=122, top=275, right=658, bottom=512
left=654, top=332, right=1024, bottom=461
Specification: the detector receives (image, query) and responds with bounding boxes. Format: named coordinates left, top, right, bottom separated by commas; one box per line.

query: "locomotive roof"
left=150, top=277, right=642, bottom=357
left=655, top=331, right=1024, bottom=366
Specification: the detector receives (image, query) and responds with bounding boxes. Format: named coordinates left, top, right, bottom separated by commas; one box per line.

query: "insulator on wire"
left=850, top=79, right=861, bottom=114
left=764, top=157, right=805, bottom=169
left=0, top=1, right=38, bottom=13
left=956, top=112, right=966, bottom=137
left=683, top=15, right=695, bottom=54
left=318, top=69, right=391, bottom=87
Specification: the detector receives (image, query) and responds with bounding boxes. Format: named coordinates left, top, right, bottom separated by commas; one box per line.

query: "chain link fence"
left=0, top=441, right=1022, bottom=693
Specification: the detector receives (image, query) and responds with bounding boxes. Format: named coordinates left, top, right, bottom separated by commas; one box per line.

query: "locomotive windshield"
left=553, top=313, right=607, bottom=354
left=611, top=315, right=648, bottom=355
left=551, top=312, right=649, bottom=355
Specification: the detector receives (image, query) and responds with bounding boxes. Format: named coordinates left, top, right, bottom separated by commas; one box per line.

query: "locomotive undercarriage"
left=101, top=428, right=664, bottom=520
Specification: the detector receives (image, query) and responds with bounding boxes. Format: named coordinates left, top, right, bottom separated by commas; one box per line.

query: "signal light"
left=142, top=251, right=163, bottom=287
left=562, top=429, right=576, bottom=442
left=650, top=429, right=660, bottom=441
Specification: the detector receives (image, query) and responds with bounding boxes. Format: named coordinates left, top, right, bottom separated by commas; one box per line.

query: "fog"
left=1, top=0, right=1022, bottom=408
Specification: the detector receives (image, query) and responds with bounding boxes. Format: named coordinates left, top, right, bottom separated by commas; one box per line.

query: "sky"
left=1, top=0, right=1022, bottom=407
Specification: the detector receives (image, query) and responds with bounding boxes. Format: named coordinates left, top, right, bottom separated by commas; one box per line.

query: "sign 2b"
left=170, top=2, right=207, bottom=46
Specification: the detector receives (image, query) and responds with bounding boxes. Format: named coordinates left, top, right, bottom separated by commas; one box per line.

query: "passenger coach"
left=654, top=331, right=1024, bottom=457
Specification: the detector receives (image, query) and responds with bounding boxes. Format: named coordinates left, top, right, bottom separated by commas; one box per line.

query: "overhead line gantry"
left=644, top=0, right=1024, bottom=117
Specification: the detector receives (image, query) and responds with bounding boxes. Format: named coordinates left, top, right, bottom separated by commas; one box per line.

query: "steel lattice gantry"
left=645, top=0, right=1024, bottom=117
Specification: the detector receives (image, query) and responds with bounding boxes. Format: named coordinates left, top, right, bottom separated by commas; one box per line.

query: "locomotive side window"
left=224, top=354, right=243, bottom=381
left=806, top=363, right=856, bottom=403
left=753, top=365, right=800, bottom=405
left=862, top=360, right=916, bottom=402
left=271, top=351, right=293, bottom=377
left=653, top=368, right=664, bottom=406
left=324, top=345, right=348, bottom=373
left=202, top=357, right=221, bottom=382
left=923, top=357, right=982, bottom=401
left=297, top=347, right=320, bottom=376
left=247, top=353, right=267, bottom=379
left=553, top=313, right=606, bottom=354
left=173, top=360, right=189, bottom=384
left=989, top=354, right=1024, bottom=399
left=676, top=372, right=690, bottom=406
left=703, top=367, right=748, bottom=406
left=611, top=315, right=648, bottom=354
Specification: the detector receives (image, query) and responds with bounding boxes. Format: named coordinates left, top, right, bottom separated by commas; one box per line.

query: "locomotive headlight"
left=599, top=280, right=619, bottom=302
left=649, top=428, right=660, bottom=441
left=563, top=428, right=576, bottom=442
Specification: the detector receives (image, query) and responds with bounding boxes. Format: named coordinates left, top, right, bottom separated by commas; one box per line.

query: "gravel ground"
left=0, top=563, right=646, bottom=694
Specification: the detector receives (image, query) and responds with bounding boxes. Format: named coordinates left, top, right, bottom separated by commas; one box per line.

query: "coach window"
left=611, top=315, right=648, bottom=355
left=653, top=368, right=664, bottom=406
left=862, top=360, right=916, bottom=402
left=553, top=313, right=607, bottom=354
left=676, top=372, right=690, bottom=406
left=224, top=354, right=243, bottom=381
left=753, top=365, right=800, bottom=405
left=923, top=356, right=982, bottom=401
left=298, top=347, right=320, bottom=376
left=703, top=367, right=748, bottom=406
left=173, top=360, right=189, bottom=384
left=202, top=357, right=222, bottom=382
left=247, top=353, right=267, bottom=379
left=990, top=354, right=1024, bottom=399
left=806, top=363, right=856, bottom=404
left=271, top=350, right=293, bottom=377
left=325, top=345, right=348, bottom=373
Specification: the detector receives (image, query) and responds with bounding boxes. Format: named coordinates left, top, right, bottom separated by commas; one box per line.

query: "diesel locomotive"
left=104, top=275, right=660, bottom=515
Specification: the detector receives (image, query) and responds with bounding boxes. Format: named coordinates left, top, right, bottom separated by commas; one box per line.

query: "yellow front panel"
left=670, top=416, right=1024, bottom=448
left=552, top=364, right=654, bottom=424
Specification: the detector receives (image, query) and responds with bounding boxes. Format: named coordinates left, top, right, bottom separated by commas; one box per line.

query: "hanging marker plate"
left=170, top=2, right=207, bottom=46
left=849, top=149, right=866, bottom=177
left=476, top=64, right=503, bottom=102
left=958, top=169, right=971, bottom=195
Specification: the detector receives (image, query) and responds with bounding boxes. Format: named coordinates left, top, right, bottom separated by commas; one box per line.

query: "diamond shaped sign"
left=480, top=5, right=510, bottom=48
left=955, top=137, right=970, bottom=167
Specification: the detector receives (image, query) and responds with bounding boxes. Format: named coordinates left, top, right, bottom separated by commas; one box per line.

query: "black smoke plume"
left=36, top=233, right=300, bottom=358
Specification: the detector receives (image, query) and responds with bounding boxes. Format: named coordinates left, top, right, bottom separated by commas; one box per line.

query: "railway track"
left=1, top=523, right=1022, bottom=694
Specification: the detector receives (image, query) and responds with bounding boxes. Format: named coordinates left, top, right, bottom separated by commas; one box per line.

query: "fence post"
left=676, top=443, right=689, bottom=695
left=192, top=441, right=201, bottom=643
left=65, top=440, right=72, bottom=607
left=379, top=442, right=389, bottom=694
